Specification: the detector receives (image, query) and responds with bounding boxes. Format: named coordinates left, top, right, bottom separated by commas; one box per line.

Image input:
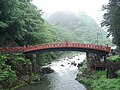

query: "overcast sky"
left=32, top=0, right=109, bottom=25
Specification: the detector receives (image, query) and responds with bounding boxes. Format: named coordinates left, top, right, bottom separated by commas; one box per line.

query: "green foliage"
left=107, top=55, right=120, bottom=62
left=79, top=59, right=87, bottom=72
left=79, top=71, right=120, bottom=90
left=115, top=70, right=120, bottom=77
left=49, top=25, right=81, bottom=42
left=78, top=58, right=120, bottom=90
left=0, top=53, right=18, bottom=89
left=0, top=21, right=8, bottom=28
left=37, top=11, right=112, bottom=66
left=0, top=67, right=17, bottom=82
left=102, top=0, right=120, bottom=47
left=15, top=56, right=26, bottom=62
left=48, top=11, right=112, bottom=45
left=0, top=0, right=52, bottom=46
left=0, top=53, right=32, bottom=89
left=91, top=77, right=120, bottom=90
left=36, top=52, right=58, bottom=66
left=0, top=53, right=8, bottom=69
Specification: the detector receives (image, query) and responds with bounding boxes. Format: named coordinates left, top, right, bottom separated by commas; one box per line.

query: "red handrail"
left=0, top=42, right=111, bottom=53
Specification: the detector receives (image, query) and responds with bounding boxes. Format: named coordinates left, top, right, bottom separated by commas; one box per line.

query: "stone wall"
left=107, top=61, right=120, bottom=78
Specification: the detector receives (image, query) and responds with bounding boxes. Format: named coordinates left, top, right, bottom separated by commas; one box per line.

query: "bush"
left=79, top=71, right=120, bottom=90
left=0, top=66, right=18, bottom=89
left=107, top=55, right=120, bottom=62
left=0, top=53, right=32, bottom=89
left=115, top=70, right=120, bottom=77
left=78, top=59, right=87, bottom=72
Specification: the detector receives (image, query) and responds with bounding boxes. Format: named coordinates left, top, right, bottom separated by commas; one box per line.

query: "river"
left=16, top=54, right=86, bottom=90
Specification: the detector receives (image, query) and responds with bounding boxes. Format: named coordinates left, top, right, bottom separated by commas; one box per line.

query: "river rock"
left=0, top=84, right=3, bottom=90
left=21, top=75, right=31, bottom=84
left=32, top=75, right=41, bottom=82
left=77, top=62, right=83, bottom=67
left=41, top=67, right=54, bottom=74
left=71, top=61, right=77, bottom=66
left=74, top=63, right=77, bottom=66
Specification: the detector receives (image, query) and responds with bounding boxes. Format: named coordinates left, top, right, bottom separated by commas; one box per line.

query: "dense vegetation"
left=102, top=0, right=120, bottom=48
left=79, top=0, right=120, bottom=88
left=47, top=11, right=111, bottom=45
left=0, top=0, right=50, bottom=46
left=0, top=0, right=51, bottom=89
left=77, top=55, right=120, bottom=90
left=78, top=71, right=120, bottom=90
left=107, top=55, right=120, bottom=62
left=0, top=53, right=33, bottom=89
left=0, top=0, right=112, bottom=89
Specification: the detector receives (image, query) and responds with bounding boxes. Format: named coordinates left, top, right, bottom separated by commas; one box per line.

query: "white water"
left=46, top=54, right=86, bottom=90
left=16, top=54, right=87, bottom=90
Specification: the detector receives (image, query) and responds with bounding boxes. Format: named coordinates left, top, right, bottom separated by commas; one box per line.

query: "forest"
left=0, top=0, right=116, bottom=89
left=77, top=0, right=120, bottom=90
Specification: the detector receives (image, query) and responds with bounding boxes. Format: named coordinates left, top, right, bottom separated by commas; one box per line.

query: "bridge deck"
left=0, top=42, right=111, bottom=54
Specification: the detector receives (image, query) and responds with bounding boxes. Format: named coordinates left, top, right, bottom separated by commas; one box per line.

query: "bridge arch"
left=23, top=42, right=111, bottom=55
left=0, top=42, right=111, bottom=71
left=0, top=42, right=111, bottom=55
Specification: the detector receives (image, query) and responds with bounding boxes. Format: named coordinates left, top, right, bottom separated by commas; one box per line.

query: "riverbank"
left=0, top=52, right=86, bottom=90
left=0, top=53, right=42, bottom=90
left=15, top=54, right=87, bottom=90
left=76, top=60, right=120, bottom=90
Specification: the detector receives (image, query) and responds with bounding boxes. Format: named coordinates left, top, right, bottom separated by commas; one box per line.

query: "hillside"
left=47, top=11, right=111, bottom=45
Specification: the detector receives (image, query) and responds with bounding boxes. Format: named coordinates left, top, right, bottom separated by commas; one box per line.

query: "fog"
left=32, top=0, right=109, bottom=25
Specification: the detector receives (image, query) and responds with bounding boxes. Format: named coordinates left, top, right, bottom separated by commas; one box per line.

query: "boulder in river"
left=41, top=67, right=54, bottom=74
left=32, top=75, right=41, bottom=82
left=0, top=84, right=3, bottom=90
left=71, top=61, right=77, bottom=66
left=20, top=75, right=32, bottom=84
left=77, top=62, right=83, bottom=67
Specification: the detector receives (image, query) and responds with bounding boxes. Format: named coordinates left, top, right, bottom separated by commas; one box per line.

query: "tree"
left=48, top=11, right=111, bottom=45
left=101, top=0, right=120, bottom=47
left=0, top=0, right=51, bottom=46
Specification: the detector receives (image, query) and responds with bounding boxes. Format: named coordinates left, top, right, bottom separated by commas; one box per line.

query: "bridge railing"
left=23, top=42, right=111, bottom=53
left=0, top=42, right=111, bottom=53
left=0, top=47, right=24, bottom=53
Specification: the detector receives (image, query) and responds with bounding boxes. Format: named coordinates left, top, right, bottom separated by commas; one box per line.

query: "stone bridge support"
left=25, top=53, right=37, bottom=73
left=86, top=53, right=106, bottom=70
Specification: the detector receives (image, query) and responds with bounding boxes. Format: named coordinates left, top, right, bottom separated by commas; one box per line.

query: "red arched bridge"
left=0, top=42, right=111, bottom=55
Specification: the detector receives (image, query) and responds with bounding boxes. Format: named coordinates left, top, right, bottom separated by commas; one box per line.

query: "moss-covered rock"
left=0, top=53, right=41, bottom=90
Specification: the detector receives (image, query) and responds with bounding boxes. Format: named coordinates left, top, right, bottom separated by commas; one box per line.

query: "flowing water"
left=16, top=54, right=87, bottom=90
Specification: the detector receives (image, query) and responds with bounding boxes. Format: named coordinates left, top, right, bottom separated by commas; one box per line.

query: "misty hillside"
left=47, top=11, right=111, bottom=45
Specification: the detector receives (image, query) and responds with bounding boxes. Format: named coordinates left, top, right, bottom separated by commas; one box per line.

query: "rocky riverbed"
left=16, top=54, right=87, bottom=90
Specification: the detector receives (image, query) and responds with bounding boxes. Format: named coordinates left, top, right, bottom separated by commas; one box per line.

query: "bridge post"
left=86, top=53, right=94, bottom=70
left=25, top=54, right=37, bottom=73
left=32, top=54, right=37, bottom=73
left=86, top=52, right=107, bottom=70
